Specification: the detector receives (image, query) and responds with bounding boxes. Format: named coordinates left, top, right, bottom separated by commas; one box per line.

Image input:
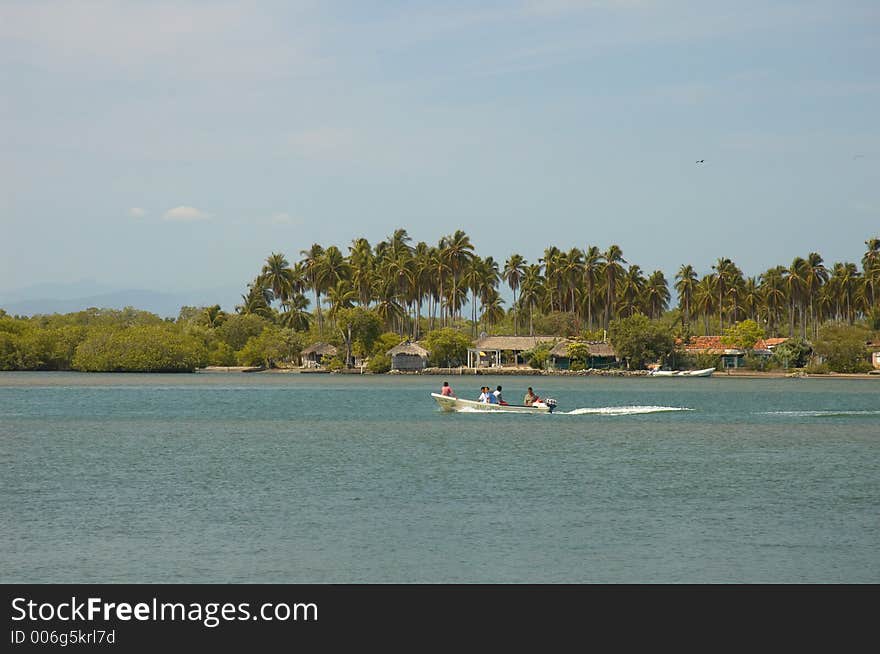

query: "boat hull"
left=649, top=368, right=715, bottom=377
left=677, top=368, right=715, bottom=377
left=431, top=393, right=553, bottom=413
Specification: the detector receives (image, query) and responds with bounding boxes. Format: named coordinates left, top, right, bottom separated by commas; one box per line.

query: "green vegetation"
left=236, top=327, right=304, bottom=368
left=721, top=319, right=765, bottom=351
left=811, top=325, right=873, bottom=373
left=566, top=341, right=592, bottom=369
left=2, top=234, right=879, bottom=373
left=609, top=314, right=675, bottom=370
left=334, top=307, right=382, bottom=367
left=424, top=328, right=471, bottom=367
left=771, top=338, right=812, bottom=369
left=72, top=326, right=206, bottom=372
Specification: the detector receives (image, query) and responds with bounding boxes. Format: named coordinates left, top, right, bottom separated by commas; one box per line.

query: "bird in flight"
left=696, top=159, right=705, bottom=164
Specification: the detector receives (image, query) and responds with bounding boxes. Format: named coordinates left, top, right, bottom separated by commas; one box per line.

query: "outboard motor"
left=544, top=398, right=558, bottom=413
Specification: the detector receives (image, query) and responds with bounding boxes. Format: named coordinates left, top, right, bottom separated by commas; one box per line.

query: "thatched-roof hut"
left=302, top=342, right=337, bottom=368
left=387, top=341, right=429, bottom=371
left=549, top=340, right=617, bottom=369
left=466, top=335, right=557, bottom=367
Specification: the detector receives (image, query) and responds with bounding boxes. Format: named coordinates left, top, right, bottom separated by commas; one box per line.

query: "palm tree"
left=711, top=257, right=736, bottom=331
left=326, top=280, right=356, bottom=325
left=601, top=245, right=626, bottom=329
left=503, top=254, right=526, bottom=335
left=583, top=246, right=602, bottom=330
left=863, top=238, right=880, bottom=309
left=829, top=262, right=860, bottom=324
left=300, top=243, right=325, bottom=334
left=784, top=258, right=806, bottom=337
left=478, top=256, right=501, bottom=332
left=643, top=270, right=670, bottom=319
left=382, top=252, right=415, bottom=336
left=760, top=266, right=787, bottom=335
left=694, top=275, right=717, bottom=335
left=279, top=293, right=311, bottom=331
left=540, top=246, right=562, bottom=312
left=618, top=265, right=646, bottom=317
left=802, top=252, right=828, bottom=338
left=464, top=255, right=484, bottom=336
left=261, top=252, right=295, bottom=306
left=411, top=241, right=433, bottom=339
left=237, top=277, right=274, bottom=319
left=201, top=304, right=227, bottom=328
left=426, top=246, right=450, bottom=329
left=480, top=288, right=506, bottom=330
left=561, top=248, right=584, bottom=322
left=440, top=230, right=475, bottom=322
left=348, top=238, right=375, bottom=307
left=519, top=264, right=545, bottom=336
left=741, top=277, right=761, bottom=323
left=372, top=278, right=406, bottom=331
left=387, top=228, right=413, bottom=259
left=675, top=264, right=698, bottom=327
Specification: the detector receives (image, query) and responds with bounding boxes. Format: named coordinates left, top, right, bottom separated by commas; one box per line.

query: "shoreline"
left=196, top=366, right=880, bottom=380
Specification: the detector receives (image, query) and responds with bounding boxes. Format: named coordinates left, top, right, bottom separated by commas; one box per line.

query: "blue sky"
left=1, top=0, right=878, bottom=304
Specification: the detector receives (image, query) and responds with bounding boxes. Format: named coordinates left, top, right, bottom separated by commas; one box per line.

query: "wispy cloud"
left=129, top=207, right=146, bottom=218
left=163, top=206, right=211, bottom=222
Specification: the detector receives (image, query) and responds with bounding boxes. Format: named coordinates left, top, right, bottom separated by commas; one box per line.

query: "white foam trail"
left=759, top=410, right=880, bottom=418
left=562, top=405, right=693, bottom=416
left=449, top=405, right=692, bottom=416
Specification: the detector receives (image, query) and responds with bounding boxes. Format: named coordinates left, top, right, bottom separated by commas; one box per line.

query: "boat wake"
left=759, top=410, right=880, bottom=418
left=561, top=405, right=693, bottom=416
left=451, top=404, right=692, bottom=415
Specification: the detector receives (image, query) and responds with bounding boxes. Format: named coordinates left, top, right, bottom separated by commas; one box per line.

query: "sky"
left=1, top=0, right=878, bottom=306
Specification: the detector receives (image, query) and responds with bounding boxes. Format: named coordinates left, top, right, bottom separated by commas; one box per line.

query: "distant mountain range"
left=0, top=281, right=241, bottom=318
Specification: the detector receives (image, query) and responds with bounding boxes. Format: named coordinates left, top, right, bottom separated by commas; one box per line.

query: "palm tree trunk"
left=513, top=288, right=518, bottom=336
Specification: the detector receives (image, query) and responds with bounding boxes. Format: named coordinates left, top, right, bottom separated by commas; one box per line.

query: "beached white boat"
left=649, top=368, right=715, bottom=377
left=431, top=393, right=558, bottom=413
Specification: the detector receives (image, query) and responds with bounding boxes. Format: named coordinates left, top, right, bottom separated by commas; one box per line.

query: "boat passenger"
left=486, top=389, right=498, bottom=404
left=441, top=381, right=455, bottom=397
left=493, top=385, right=508, bottom=406
left=523, top=387, right=539, bottom=406
left=478, top=386, right=490, bottom=403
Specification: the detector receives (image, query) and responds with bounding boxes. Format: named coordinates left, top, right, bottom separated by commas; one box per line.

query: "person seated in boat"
left=523, top=387, right=540, bottom=406
left=493, top=385, right=508, bottom=406
left=440, top=381, right=455, bottom=397
left=478, top=386, right=490, bottom=402
left=486, top=387, right=498, bottom=404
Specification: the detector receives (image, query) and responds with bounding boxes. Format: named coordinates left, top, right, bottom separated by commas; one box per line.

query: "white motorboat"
left=431, top=393, right=558, bottom=413
left=677, top=367, right=715, bottom=377
left=649, top=368, right=715, bottom=377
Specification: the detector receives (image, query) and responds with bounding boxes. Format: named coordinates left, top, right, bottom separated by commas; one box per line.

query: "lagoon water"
left=2, top=372, right=878, bottom=583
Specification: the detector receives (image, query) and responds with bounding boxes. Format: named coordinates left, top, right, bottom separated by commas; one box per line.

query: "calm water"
left=2, top=372, right=878, bottom=583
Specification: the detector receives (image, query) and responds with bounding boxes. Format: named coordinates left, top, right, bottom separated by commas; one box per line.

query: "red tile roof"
left=676, top=335, right=788, bottom=353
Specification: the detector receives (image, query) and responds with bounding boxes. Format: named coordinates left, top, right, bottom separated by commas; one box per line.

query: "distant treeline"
left=0, top=306, right=461, bottom=373
left=239, top=230, right=880, bottom=341
left=0, top=307, right=287, bottom=372
left=1, top=231, right=878, bottom=373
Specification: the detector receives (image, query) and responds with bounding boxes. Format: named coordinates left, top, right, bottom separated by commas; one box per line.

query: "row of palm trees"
left=676, top=243, right=880, bottom=339
left=235, top=231, right=880, bottom=339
